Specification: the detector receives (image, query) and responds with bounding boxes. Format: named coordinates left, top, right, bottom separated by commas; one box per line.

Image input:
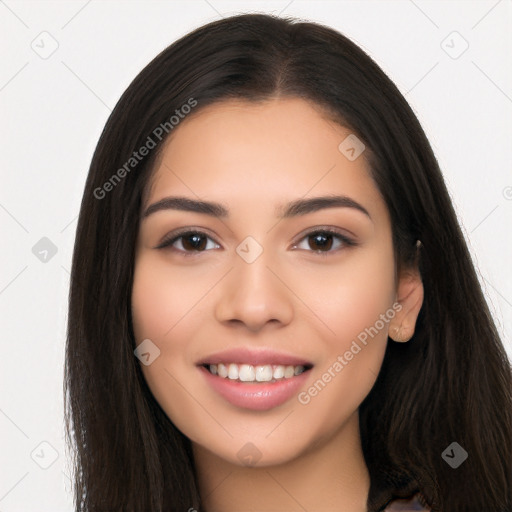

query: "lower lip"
left=198, top=366, right=312, bottom=411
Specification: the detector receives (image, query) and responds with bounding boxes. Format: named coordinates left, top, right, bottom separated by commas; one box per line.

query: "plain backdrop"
left=1, top=1, right=511, bottom=510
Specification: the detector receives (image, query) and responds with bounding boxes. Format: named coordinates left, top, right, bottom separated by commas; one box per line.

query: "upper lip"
left=197, top=347, right=313, bottom=367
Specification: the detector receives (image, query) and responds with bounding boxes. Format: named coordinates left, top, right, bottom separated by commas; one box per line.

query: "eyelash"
left=155, top=227, right=357, bottom=257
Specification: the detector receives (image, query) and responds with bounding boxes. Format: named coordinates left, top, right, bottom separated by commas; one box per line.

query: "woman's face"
left=131, top=97, right=398, bottom=466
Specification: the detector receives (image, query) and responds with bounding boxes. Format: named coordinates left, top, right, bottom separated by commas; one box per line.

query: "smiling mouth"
left=201, top=363, right=313, bottom=383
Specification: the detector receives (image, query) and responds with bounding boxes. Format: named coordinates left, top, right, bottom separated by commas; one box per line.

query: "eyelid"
left=291, top=225, right=357, bottom=246
left=155, top=226, right=357, bottom=254
left=290, top=226, right=357, bottom=256
left=154, top=226, right=220, bottom=251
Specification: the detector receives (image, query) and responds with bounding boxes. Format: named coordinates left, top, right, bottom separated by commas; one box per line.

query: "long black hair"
left=64, top=13, right=512, bottom=512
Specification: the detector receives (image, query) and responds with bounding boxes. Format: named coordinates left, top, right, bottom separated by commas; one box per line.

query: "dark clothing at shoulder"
left=383, top=492, right=431, bottom=511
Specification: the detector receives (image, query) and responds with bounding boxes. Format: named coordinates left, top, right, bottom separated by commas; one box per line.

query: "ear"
left=388, top=267, right=424, bottom=343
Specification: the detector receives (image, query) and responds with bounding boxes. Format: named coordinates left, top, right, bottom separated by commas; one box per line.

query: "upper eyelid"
left=157, top=226, right=355, bottom=250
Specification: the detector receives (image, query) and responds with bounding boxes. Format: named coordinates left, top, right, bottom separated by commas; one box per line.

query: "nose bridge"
left=214, top=238, right=293, bottom=330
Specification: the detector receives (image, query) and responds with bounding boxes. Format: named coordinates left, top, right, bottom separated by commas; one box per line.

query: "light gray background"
left=1, top=1, right=511, bottom=510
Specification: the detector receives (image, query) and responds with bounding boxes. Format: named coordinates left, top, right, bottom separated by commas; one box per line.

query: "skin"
left=131, top=97, right=423, bottom=512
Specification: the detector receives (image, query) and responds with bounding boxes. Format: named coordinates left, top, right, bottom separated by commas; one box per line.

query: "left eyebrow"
left=277, top=195, right=371, bottom=220
left=142, top=194, right=372, bottom=221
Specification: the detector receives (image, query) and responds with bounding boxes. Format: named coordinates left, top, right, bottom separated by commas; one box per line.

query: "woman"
left=64, top=13, right=512, bottom=512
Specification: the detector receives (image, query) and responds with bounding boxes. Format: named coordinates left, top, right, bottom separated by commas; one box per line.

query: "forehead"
left=144, top=97, right=386, bottom=221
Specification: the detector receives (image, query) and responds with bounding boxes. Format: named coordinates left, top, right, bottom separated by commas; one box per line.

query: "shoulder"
left=383, top=492, right=431, bottom=511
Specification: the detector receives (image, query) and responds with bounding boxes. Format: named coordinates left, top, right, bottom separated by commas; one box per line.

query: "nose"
left=214, top=251, right=294, bottom=333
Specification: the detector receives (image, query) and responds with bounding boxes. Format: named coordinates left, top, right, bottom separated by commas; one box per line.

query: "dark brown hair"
left=64, top=13, right=512, bottom=512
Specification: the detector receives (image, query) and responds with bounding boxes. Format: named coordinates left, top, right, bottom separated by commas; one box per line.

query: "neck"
left=192, top=412, right=370, bottom=512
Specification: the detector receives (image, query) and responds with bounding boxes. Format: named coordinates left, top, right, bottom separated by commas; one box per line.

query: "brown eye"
left=180, top=233, right=208, bottom=251
left=156, top=230, right=220, bottom=253
left=307, top=232, right=334, bottom=251
left=293, top=229, right=356, bottom=255
left=157, top=227, right=356, bottom=256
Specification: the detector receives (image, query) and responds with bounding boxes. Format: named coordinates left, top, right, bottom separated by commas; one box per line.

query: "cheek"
left=297, top=242, right=396, bottom=347
left=131, top=255, right=194, bottom=394
left=131, top=253, right=224, bottom=404
left=131, top=255, right=204, bottom=433
left=131, top=259, right=169, bottom=344
left=131, top=254, right=205, bottom=344
left=292, top=242, right=395, bottom=410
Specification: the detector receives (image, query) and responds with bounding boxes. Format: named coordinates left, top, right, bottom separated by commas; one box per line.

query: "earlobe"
left=389, top=267, right=424, bottom=343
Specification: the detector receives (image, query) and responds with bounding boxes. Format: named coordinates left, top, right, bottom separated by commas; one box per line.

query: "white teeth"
left=238, top=364, right=255, bottom=382
left=255, top=365, right=273, bottom=382
left=206, top=363, right=307, bottom=382
left=273, top=365, right=284, bottom=379
left=284, top=365, right=295, bottom=378
left=228, top=363, right=239, bottom=380
left=217, top=363, right=228, bottom=378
